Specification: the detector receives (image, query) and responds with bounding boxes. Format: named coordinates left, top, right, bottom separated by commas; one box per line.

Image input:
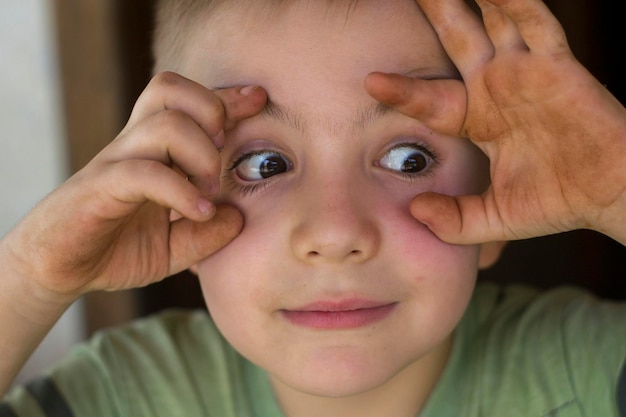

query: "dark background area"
left=103, top=0, right=626, bottom=318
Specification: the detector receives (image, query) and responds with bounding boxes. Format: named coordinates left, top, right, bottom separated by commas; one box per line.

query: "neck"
left=271, top=335, right=453, bottom=417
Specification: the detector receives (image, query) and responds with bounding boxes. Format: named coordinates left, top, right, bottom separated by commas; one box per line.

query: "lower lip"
left=281, top=304, right=397, bottom=329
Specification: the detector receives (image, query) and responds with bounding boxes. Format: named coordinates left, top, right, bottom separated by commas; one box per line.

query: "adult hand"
left=366, top=0, right=626, bottom=245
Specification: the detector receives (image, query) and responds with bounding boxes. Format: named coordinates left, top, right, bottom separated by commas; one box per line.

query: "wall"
left=0, top=0, right=86, bottom=384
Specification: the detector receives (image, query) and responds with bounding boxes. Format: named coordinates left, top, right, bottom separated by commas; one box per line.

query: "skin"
left=183, top=1, right=497, bottom=415
left=366, top=0, right=626, bottom=246
left=0, top=75, right=268, bottom=396
left=0, top=0, right=624, bottom=414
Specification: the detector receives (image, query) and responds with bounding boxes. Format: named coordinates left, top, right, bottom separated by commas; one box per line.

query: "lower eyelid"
left=222, top=152, right=292, bottom=197
left=221, top=172, right=276, bottom=197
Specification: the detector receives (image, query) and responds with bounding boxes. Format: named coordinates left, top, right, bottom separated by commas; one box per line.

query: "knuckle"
left=203, top=96, right=226, bottom=123
left=153, top=109, right=199, bottom=138
left=157, top=108, right=194, bottom=126
left=132, top=109, right=194, bottom=140
left=115, top=159, right=163, bottom=182
left=150, top=71, right=183, bottom=88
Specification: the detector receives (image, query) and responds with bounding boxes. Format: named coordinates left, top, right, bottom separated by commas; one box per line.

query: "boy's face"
left=185, top=0, right=492, bottom=400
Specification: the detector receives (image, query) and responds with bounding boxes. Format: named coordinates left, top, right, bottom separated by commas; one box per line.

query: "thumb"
left=365, top=72, right=467, bottom=136
left=168, top=204, right=244, bottom=274
left=410, top=192, right=504, bottom=245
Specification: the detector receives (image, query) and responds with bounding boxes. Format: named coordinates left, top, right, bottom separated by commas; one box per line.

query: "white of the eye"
left=237, top=152, right=284, bottom=181
left=380, top=146, right=428, bottom=172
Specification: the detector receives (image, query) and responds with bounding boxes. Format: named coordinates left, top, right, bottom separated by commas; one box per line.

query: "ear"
left=478, top=241, right=507, bottom=269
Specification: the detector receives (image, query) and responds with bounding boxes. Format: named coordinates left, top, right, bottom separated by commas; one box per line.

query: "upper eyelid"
left=384, top=141, right=440, bottom=161
left=227, top=139, right=442, bottom=168
left=227, top=149, right=290, bottom=172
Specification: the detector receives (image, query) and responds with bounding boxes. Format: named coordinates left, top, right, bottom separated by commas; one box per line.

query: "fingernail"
left=239, top=85, right=259, bottom=96
left=198, top=198, right=215, bottom=217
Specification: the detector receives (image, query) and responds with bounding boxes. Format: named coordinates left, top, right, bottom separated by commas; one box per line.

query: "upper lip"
left=286, top=299, right=394, bottom=312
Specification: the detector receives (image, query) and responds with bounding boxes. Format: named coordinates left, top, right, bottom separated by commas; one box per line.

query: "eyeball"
left=235, top=151, right=292, bottom=181
left=379, top=144, right=432, bottom=174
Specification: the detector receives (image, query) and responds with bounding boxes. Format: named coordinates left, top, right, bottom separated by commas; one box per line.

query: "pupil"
left=260, top=156, right=287, bottom=178
left=402, top=153, right=427, bottom=173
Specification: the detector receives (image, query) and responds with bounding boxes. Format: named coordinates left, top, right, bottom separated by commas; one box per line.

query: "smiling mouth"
left=281, top=301, right=397, bottom=329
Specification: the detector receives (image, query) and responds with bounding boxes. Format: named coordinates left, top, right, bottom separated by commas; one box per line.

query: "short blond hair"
left=152, top=0, right=216, bottom=73
left=152, top=0, right=361, bottom=73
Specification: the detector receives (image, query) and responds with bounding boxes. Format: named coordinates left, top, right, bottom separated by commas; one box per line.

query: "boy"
left=1, top=0, right=626, bottom=416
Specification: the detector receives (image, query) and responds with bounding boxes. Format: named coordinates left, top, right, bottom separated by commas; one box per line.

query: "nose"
left=290, top=176, right=380, bottom=265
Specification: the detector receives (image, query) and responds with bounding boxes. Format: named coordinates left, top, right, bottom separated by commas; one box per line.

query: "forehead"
left=181, top=0, right=454, bottom=122
left=186, top=1, right=451, bottom=75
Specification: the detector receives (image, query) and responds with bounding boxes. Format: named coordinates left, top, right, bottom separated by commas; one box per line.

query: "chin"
left=271, top=348, right=412, bottom=399
left=282, top=373, right=392, bottom=400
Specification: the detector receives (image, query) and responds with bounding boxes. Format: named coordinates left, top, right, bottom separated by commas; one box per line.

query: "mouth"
left=280, top=299, right=397, bottom=330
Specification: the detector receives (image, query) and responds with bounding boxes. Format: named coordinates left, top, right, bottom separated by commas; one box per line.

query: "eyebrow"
left=256, top=68, right=459, bottom=133
left=260, top=98, right=397, bottom=133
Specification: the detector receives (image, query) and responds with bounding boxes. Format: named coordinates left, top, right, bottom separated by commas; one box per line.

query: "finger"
left=101, top=159, right=216, bottom=222
left=213, top=85, right=268, bottom=131
left=416, top=0, right=494, bottom=75
left=476, top=0, right=527, bottom=52
left=365, top=72, right=467, bottom=136
left=107, top=110, right=222, bottom=196
left=168, top=205, right=244, bottom=274
left=482, top=0, right=569, bottom=54
left=127, top=72, right=267, bottom=145
left=409, top=192, right=507, bottom=244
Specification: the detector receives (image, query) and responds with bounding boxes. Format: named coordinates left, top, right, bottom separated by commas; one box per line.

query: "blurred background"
left=2, top=0, right=625, bottom=384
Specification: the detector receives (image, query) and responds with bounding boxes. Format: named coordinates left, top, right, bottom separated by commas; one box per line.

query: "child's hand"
left=1, top=72, right=267, bottom=306
left=366, top=0, right=626, bottom=245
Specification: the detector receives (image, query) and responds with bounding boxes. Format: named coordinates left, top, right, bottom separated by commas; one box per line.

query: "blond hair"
left=152, top=0, right=216, bottom=73
left=152, top=0, right=360, bottom=73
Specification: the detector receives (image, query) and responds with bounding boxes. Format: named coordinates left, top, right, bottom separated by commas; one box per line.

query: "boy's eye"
left=379, top=144, right=434, bottom=174
left=233, top=151, right=292, bottom=181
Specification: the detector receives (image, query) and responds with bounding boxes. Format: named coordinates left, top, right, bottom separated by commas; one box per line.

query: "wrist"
left=580, top=129, right=626, bottom=246
left=589, top=191, right=626, bottom=246
left=0, top=234, right=78, bottom=326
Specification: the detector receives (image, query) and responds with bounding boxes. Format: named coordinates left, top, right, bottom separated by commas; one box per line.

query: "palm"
left=3, top=75, right=265, bottom=302
left=88, top=203, right=172, bottom=291
left=463, top=52, right=578, bottom=238
left=370, top=0, right=626, bottom=244
left=463, top=41, right=626, bottom=240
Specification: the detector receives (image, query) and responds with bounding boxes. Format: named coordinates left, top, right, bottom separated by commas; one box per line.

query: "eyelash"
left=224, top=150, right=286, bottom=196
left=222, top=178, right=273, bottom=197
left=225, top=141, right=441, bottom=197
left=381, top=142, right=440, bottom=182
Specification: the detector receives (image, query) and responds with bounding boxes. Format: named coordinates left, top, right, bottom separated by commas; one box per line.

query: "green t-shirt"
left=3, top=283, right=626, bottom=417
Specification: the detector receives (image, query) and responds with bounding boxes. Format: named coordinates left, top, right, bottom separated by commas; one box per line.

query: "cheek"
left=386, top=211, right=480, bottom=282
left=385, top=209, right=479, bottom=336
left=197, top=180, right=302, bottom=316
left=195, top=214, right=299, bottom=362
left=373, top=195, right=480, bottom=301
left=195, top=210, right=289, bottom=323
left=195, top=236, right=268, bottom=351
